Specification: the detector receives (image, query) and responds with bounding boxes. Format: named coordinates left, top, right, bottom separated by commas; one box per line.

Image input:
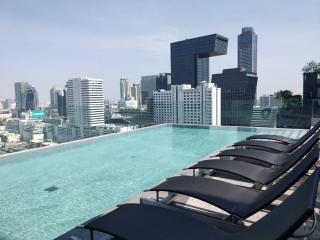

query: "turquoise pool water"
left=0, top=125, right=305, bottom=239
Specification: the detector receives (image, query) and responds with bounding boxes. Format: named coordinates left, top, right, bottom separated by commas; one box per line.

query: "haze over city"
left=0, top=0, right=319, bottom=102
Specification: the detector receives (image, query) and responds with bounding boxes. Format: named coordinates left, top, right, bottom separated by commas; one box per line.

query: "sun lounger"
left=148, top=162, right=319, bottom=220
left=246, top=121, right=320, bottom=144
left=188, top=138, right=319, bottom=185
left=242, top=121, right=320, bottom=151
left=213, top=131, right=319, bottom=166
left=79, top=169, right=319, bottom=240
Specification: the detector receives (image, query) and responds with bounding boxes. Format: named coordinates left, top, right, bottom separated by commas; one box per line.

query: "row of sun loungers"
left=238, top=121, right=320, bottom=152
left=76, top=122, right=320, bottom=240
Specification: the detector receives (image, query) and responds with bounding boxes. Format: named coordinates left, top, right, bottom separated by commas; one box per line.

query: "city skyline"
left=0, top=0, right=319, bottom=102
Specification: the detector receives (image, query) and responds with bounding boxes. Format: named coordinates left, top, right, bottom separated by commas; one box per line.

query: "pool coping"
left=0, top=124, right=168, bottom=160
left=0, top=123, right=307, bottom=160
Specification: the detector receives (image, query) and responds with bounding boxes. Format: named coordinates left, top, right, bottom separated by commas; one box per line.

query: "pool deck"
left=56, top=144, right=320, bottom=240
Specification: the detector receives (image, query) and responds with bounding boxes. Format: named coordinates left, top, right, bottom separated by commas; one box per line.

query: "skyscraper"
left=120, top=78, right=131, bottom=100
left=14, top=82, right=39, bottom=113
left=14, top=82, right=28, bottom=112
left=57, top=89, right=67, bottom=117
left=238, top=27, right=258, bottom=74
left=50, top=86, right=60, bottom=108
left=23, top=86, right=39, bottom=111
left=50, top=86, right=66, bottom=117
left=141, top=73, right=171, bottom=104
left=153, top=82, right=221, bottom=125
left=66, top=77, right=104, bottom=138
left=212, top=68, right=258, bottom=126
left=131, top=83, right=142, bottom=107
left=171, top=34, right=228, bottom=88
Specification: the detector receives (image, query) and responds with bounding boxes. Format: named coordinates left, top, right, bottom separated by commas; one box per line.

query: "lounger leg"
left=291, top=211, right=318, bottom=238
left=90, top=229, right=94, bottom=240
left=253, top=183, right=263, bottom=190
left=231, top=215, right=241, bottom=224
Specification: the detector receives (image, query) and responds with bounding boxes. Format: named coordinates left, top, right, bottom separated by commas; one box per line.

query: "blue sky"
left=0, top=0, right=319, bottom=103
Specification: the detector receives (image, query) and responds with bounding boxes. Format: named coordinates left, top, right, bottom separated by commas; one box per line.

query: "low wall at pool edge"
left=0, top=123, right=307, bottom=162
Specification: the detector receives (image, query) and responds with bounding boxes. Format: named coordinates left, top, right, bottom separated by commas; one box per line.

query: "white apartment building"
left=118, top=99, right=139, bottom=109
left=131, top=83, right=142, bottom=107
left=19, top=121, right=45, bottom=143
left=154, top=82, right=221, bottom=126
left=259, top=94, right=282, bottom=108
left=120, top=78, right=131, bottom=100
left=0, top=110, right=12, bottom=121
left=0, top=126, right=21, bottom=143
left=66, top=77, right=105, bottom=138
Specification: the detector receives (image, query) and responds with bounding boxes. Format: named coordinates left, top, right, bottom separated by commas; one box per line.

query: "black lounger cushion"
left=190, top=140, right=319, bottom=185
left=84, top=204, right=228, bottom=240
left=246, top=134, right=297, bottom=144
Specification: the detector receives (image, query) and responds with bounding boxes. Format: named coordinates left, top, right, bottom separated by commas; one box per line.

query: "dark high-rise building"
left=157, top=73, right=171, bottom=90
left=50, top=86, right=63, bottom=108
left=57, top=89, right=67, bottom=117
left=24, top=87, right=38, bottom=111
left=14, top=82, right=28, bottom=113
left=171, top=34, right=228, bottom=88
left=238, top=27, right=258, bottom=74
left=50, top=86, right=66, bottom=117
left=212, top=68, right=257, bottom=126
left=303, top=71, right=320, bottom=116
left=14, top=82, right=39, bottom=113
left=141, top=73, right=171, bottom=104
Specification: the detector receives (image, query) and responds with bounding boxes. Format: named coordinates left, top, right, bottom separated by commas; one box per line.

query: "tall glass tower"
left=14, top=82, right=28, bottom=112
left=171, top=34, right=228, bottom=88
left=14, top=82, right=39, bottom=113
left=120, top=78, right=131, bottom=100
left=238, top=27, right=257, bottom=74
left=23, top=87, right=39, bottom=111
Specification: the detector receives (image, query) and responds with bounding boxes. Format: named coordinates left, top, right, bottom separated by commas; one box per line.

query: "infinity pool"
left=0, top=125, right=306, bottom=239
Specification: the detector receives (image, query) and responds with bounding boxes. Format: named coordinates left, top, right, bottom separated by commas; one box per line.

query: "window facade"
left=153, top=82, right=221, bottom=126
left=171, top=34, right=228, bottom=88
